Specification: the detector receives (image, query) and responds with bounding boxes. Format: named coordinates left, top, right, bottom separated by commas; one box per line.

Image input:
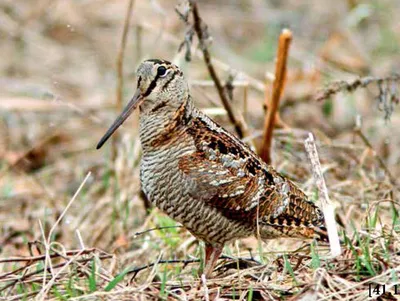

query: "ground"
left=0, top=0, right=400, bottom=300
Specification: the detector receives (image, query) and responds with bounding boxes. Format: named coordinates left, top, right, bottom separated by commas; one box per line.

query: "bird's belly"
left=140, top=149, right=252, bottom=245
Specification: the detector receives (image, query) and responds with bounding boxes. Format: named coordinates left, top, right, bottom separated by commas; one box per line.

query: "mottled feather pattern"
left=178, top=109, right=327, bottom=241
left=99, top=59, right=329, bottom=276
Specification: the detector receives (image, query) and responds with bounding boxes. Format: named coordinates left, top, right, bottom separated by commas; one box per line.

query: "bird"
left=96, top=59, right=328, bottom=277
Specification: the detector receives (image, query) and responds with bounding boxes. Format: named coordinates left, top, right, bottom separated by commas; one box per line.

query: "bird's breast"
left=139, top=134, right=253, bottom=244
left=139, top=123, right=197, bottom=209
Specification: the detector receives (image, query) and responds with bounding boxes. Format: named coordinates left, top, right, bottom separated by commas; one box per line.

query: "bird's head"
left=96, top=59, right=188, bottom=149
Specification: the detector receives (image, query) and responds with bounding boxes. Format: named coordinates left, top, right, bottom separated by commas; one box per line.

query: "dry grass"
left=1, top=0, right=400, bottom=300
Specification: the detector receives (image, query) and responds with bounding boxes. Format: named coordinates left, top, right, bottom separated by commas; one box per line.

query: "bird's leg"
left=202, top=243, right=223, bottom=278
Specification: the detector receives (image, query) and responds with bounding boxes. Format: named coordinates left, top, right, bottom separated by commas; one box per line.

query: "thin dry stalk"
left=304, top=133, right=341, bottom=257
left=37, top=249, right=87, bottom=300
left=38, top=219, right=52, bottom=290
left=47, top=172, right=92, bottom=245
left=201, top=274, right=210, bottom=301
left=189, top=0, right=249, bottom=139
left=128, top=259, right=200, bottom=279
left=76, top=229, right=85, bottom=249
left=135, top=24, right=143, bottom=65
left=113, top=0, right=136, bottom=160
left=138, top=19, right=273, bottom=91
left=260, top=29, right=292, bottom=164
left=0, top=248, right=108, bottom=264
left=315, top=73, right=400, bottom=102
left=354, top=118, right=397, bottom=186
left=39, top=172, right=91, bottom=294
left=242, top=83, right=248, bottom=123
left=190, top=79, right=249, bottom=87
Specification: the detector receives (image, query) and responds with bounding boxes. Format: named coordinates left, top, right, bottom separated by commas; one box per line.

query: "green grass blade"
left=310, top=241, right=321, bottom=270
left=283, top=254, right=298, bottom=285
left=88, top=258, right=97, bottom=293
left=105, top=267, right=131, bottom=292
left=247, top=286, right=254, bottom=301
left=160, top=268, right=168, bottom=298
left=52, top=286, right=68, bottom=301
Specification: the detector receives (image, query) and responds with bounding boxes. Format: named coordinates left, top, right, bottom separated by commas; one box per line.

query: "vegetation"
left=1, top=0, right=399, bottom=300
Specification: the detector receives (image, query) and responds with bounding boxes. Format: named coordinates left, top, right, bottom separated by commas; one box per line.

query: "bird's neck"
left=139, top=96, right=194, bottom=149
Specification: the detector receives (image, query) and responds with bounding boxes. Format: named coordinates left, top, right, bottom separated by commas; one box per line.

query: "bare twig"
left=113, top=0, right=135, bottom=159
left=354, top=117, right=397, bottom=186
left=116, top=0, right=135, bottom=113
left=243, top=82, right=249, bottom=123
left=188, top=0, right=249, bottom=139
left=315, top=74, right=400, bottom=120
left=135, top=19, right=273, bottom=91
left=47, top=172, right=92, bottom=247
left=37, top=172, right=91, bottom=293
left=176, top=2, right=194, bottom=61
left=135, top=24, right=143, bottom=65
left=304, top=133, right=341, bottom=257
left=224, top=73, right=236, bottom=102
left=128, top=259, right=200, bottom=279
left=190, top=79, right=250, bottom=87
left=315, top=74, right=400, bottom=101
left=0, top=248, right=110, bottom=264
left=260, top=29, right=292, bottom=164
left=76, top=229, right=85, bottom=249
left=133, top=225, right=183, bottom=237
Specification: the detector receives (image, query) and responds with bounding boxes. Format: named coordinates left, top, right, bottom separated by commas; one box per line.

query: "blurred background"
left=0, top=0, right=399, bottom=298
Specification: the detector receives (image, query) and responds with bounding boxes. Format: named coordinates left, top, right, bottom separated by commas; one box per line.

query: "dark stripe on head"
left=147, top=59, right=172, bottom=65
left=162, top=70, right=177, bottom=91
left=142, top=60, right=175, bottom=97
left=143, top=73, right=160, bottom=97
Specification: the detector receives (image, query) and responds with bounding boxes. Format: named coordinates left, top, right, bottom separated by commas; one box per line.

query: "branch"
left=113, top=0, right=135, bottom=159
left=260, top=29, right=292, bottom=164
left=354, top=118, right=397, bottom=186
left=189, top=0, right=248, bottom=139
left=315, top=74, right=400, bottom=120
left=128, top=259, right=200, bottom=279
left=127, top=255, right=260, bottom=280
left=315, top=74, right=400, bottom=101
left=133, top=225, right=182, bottom=237
left=0, top=248, right=110, bottom=264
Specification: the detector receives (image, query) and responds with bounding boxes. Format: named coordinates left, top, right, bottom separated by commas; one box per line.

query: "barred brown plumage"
left=97, top=59, right=328, bottom=277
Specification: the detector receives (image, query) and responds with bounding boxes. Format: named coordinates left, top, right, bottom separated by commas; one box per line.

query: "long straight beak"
left=96, top=89, right=143, bottom=149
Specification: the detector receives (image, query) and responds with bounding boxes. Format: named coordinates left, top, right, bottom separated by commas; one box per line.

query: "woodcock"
left=97, top=59, right=328, bottom=277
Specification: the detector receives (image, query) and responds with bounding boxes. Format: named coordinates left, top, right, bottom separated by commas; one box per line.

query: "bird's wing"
left=179, top=113, right=324, bottom=227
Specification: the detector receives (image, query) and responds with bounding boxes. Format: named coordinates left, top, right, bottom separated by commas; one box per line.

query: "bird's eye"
left=157, top=66, right=168, bottom=77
